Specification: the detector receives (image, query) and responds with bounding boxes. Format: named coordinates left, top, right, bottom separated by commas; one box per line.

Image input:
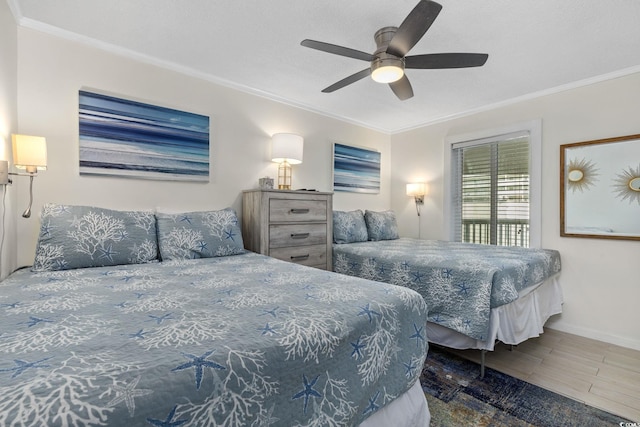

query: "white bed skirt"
left=359, top=380, right=430, bottom=427
left=426, top=274, right=563, bottom=351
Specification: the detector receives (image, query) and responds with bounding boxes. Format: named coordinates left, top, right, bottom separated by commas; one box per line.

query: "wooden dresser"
left=242, top=190, right=333, bottom=270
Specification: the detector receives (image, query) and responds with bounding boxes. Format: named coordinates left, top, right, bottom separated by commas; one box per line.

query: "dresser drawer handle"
left=290, top=208, right=310, bottom=214
left=290, top=254, right=310, bottom=261
left=290, top=233, right=310, bottom=239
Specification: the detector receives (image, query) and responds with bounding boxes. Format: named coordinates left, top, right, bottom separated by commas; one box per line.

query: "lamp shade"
left=12, top=134, right=47, bottom=172
left=271, top=133, right=303, bottom=165
left=406, top=182, right=426, bottom=197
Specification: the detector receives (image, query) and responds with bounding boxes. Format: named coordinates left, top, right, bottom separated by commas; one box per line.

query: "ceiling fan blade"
left=405, top=53, right=489, bottom=69
left=322, top=68, right=372, bottom=93
left=301, top=39, right=375, bottom=62
left=389, top=75, right=414, bottom=100
left=386, top=0, right=442, bottom=57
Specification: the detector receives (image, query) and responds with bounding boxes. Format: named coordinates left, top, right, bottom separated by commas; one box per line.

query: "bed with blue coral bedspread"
left=0, top=252, right=428, bottom=426
left=333, top=238, right=561, bottom=343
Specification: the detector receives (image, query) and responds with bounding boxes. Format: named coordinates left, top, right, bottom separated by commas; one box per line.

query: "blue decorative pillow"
left=333, top=210, right=368, bottom=244
left=364, top=210, right=399, bottom=241
left=156, top=208, right=245, bottom=260
left=32, top=204, right=158, bottom=272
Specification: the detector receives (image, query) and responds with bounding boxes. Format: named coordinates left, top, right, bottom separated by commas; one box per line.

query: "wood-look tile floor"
left=448, top=328, right=640, bottom=422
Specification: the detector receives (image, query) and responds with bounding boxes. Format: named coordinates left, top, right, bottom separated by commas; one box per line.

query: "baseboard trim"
left=545, top=320, right=640, bottom=351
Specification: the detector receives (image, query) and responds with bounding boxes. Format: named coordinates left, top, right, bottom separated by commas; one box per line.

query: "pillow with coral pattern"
left=32, top=204, right=158, bottom=271
left=364, top=210, right=399, bottom=241
left=156, top=208, right=245, bottom=261
left=333, top=210, right=369, bottom=244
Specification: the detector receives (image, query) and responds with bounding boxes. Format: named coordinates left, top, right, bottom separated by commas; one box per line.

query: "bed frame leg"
left=480, top=349, right=486, bottom=378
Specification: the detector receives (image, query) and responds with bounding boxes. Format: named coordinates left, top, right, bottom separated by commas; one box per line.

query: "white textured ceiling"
left=9, top=0, right=640, bottom=133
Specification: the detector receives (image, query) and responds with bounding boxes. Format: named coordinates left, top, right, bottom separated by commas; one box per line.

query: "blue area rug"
left=420, top=345, right=631, bottom=427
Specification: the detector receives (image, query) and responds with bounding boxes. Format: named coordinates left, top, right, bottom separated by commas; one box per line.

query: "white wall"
left=0, top=0, right=18, bottom=279
left=390, top=72, right=640, bottom=351
left=14, top=28, right=391, bottom=267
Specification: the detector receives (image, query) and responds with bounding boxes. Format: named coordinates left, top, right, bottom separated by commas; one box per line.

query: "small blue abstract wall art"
left=333, top=143, right=381, bottom=193
left=79, top=90, right=210, bottom=181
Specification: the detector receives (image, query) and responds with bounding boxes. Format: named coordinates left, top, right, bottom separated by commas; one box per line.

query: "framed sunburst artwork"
left=561, top=134, right=640, bottom=240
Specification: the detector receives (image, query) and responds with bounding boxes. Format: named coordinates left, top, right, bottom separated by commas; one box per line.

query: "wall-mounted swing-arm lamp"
left=406, top=183, right=426, bottom=216
left=0, top=134, right=48, bottom=218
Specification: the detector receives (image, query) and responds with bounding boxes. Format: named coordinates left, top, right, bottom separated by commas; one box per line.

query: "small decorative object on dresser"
left=242, top=189, right=333, bottom=270
left=258, top=176, right=274, bottom=189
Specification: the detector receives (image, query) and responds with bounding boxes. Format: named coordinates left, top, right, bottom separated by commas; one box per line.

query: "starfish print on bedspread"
left=1, top=302, right=19, bottom=309
left=350, top=336, right=366, bottom=359
left=20, top=316, right=54, bottom=328
left=403, top=358, right=417, bottom=379
left=0, top=357, right=52, bottom=378
left=147, top=313, right=173, bottom=325
left=258, top=323, right=277, bottom=336
left=146, top=405, right=188, bottom=427
left=128, top=329, right=148, bottom=340
left=292, top=374, right=322, bottom=414
left=107, top=375, right=153, bottom=417
left=172, top=350, right=226, bottom=390
left=411, top=270, right=425, bottom=283
left=362, top=390, right=380, bottom=415
left=259, top=307, right=280, bottom=318
left=358, top=303, right=381, bottom=323
left=409, top=323, right=425, bottom=348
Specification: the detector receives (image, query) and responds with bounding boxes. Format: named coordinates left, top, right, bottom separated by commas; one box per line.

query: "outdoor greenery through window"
left=451, top=131, right=531, bottom=247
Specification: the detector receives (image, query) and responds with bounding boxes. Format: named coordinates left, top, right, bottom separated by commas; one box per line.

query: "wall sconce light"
left=406, top=182, right=426, bottom=216
left=0, top=134, right=48, bottom=218
left=271, top=133, right=303, bottom=190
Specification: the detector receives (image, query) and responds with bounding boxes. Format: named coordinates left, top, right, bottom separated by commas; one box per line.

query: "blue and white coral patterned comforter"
left=0, top=252, right=428, bottom=427
left=333, top=238, right=561, bottom=342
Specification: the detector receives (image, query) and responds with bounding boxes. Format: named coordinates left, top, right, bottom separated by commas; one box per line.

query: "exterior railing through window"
left=462, top=219, right=530, bottom=247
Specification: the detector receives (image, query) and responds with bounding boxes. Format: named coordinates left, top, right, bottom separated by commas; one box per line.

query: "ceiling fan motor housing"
left=371, top=26, right=405, bottom=83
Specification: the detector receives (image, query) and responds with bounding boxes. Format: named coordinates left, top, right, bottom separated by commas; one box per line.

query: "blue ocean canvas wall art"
left=79, top=90, right=210, bottom=181
left=333, top=143, right=381, bottom=193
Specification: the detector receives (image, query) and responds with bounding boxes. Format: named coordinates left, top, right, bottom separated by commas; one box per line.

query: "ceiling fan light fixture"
left=371, top=55, right=405, bottom=83
left=371, top=65, right=404, bottom=83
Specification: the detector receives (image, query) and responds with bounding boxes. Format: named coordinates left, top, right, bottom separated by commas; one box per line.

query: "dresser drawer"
left=269, top=224, right=327, bottom=248
left=270, top=244, right=327, bottom=267
left=269, top=199, right=327, bottom=222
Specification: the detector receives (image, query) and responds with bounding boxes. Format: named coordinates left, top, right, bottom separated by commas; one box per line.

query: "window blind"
left=451, top=131, right=531, bottom=247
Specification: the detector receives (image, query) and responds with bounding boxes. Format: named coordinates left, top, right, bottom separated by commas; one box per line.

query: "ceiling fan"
left=301, top=0, right=488, bottom=100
